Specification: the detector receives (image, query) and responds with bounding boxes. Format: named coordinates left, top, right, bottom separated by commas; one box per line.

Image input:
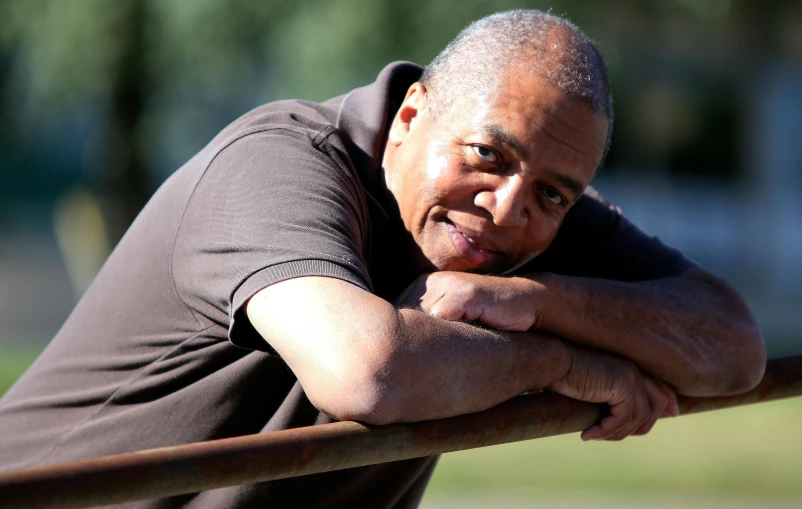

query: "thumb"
left=428, top=295, right=465, bottom=321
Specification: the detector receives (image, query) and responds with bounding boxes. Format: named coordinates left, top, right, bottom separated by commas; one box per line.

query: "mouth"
left=444, top=220, right=507, bottom=270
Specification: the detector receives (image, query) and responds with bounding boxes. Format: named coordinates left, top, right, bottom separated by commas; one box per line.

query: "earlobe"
left=387, top=82, right=428, bottom=145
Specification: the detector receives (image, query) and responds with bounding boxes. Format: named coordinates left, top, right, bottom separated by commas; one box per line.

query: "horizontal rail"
left=1, top=355, right=801, bottom=509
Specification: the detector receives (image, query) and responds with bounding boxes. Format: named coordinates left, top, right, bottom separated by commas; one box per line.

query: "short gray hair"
left=421, top=10, right=614, bottom=160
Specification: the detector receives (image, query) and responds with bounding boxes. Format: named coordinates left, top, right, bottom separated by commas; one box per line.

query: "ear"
left=386, top=82, right=428, bottom=146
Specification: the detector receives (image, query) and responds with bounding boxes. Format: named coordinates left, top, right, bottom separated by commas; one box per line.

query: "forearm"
left=248, top=276, right=572, bottom=426
left=534, top=268, right=765, bottom=396
left=369, top=308, right=570, bottom=424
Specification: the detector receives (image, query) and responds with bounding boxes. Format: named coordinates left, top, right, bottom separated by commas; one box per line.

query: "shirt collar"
left=333, top=61, right=423, bottom=206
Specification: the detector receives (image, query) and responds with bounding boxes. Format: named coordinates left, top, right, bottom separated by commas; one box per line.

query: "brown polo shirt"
left=0, top=62, right=694, bottom=508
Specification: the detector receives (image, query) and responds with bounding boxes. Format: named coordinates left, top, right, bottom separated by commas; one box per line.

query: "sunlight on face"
left=383, top=65, right=608, bottom=275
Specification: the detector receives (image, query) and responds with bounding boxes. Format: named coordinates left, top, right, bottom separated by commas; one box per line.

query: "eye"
left=542, top=188, right=564, bottom=205
left=471, top=145, right=499, bottom=164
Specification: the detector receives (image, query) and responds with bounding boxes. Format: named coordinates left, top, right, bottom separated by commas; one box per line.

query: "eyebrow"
left=546, top=170, right=585, bottom=199
left=482, top=124, right=585, bottom=199
left=482, top=124, right=530, bottom=159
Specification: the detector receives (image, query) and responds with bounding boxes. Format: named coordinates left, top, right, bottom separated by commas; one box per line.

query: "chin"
left=434, top=257, right=507, bottom=275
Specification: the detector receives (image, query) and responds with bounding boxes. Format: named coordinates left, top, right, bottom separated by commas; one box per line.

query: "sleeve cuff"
left=228, top=259, right=371, bottom=353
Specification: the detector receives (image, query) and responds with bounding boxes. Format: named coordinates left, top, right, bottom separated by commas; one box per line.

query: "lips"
left=456, top=227, right=492, bottom=252
left=444, top=220, right=506, bottom=270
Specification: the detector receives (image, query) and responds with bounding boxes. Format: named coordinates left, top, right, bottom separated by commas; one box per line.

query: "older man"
left=0, top=9, right=764, bottom=508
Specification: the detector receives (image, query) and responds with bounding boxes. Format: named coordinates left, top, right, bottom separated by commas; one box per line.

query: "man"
left=0, top=9, right=764, bottom=508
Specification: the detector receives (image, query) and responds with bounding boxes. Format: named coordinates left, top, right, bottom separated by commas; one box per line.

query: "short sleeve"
left=520, top=186, right=698, bottom=281
left=172, top=127, right=371, bottom=352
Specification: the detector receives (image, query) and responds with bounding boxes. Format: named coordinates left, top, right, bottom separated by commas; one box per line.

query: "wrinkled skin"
left=551, top=344, right=679, bottom=440
left=396, top=271, right=542, bottom=332
left=397, top=271, right=679, bottom=440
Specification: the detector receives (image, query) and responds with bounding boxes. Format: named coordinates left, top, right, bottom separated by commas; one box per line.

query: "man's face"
left=382, top=65, right=608, bottom=274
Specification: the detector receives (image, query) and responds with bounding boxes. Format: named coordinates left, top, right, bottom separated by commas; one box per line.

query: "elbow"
left=292, top=307, right=409, bottom=425
left=682, top=269, right=767, bottom=396
left=305, top=368, right=402, bottom=426
left=302, top=320, right=406, bottom=426
left=715, top=296, right=767, bottom=395
left=685, top=322, right=766, bottom=397
left=720, top=325, right=766, bottom=395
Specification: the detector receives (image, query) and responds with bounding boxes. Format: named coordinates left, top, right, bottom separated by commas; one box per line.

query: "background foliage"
left=1, top=1, right=801, bottom=506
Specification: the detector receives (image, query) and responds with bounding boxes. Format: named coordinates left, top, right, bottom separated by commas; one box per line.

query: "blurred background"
left=0, top=0, right=800, bottom=507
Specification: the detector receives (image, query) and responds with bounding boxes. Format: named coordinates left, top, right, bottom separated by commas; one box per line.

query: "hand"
left=549, top=344, right=680, bottom=441
left=396, top=272, right=543, bottom=332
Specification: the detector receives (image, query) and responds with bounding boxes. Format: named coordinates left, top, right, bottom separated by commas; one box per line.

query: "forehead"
left=443, top=66, right=608, bottom=173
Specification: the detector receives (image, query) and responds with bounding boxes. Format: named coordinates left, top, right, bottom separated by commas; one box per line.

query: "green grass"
left=426, top=397, right=802, bottom=500
left=0, top=344, right=43, bottom=396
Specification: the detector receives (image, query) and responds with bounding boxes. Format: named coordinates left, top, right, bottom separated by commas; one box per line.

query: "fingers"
left=631, top=378, right=670, bottom=436
left=396, top=272, right=539, bottom=331
left=581, top=371, right=641, bottom=441
left=658, top=380, right=680, bottom=417
left=582, top=373, right=675, bottom=442
left=581, top=405, right=625, bottom=441
left=428, top=295, right=468, bottom=321
left=394, top=274, right=455, bottom=317
left=594, top=374, right=652, bottom=441
left=395, top=273, right=468, bottom=320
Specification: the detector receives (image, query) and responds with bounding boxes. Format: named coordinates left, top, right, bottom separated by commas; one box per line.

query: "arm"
left=399, top=267, right=765, bottom=397
left=247, top=276, right=569, bottom=425
left=246, top=275, right=674, bottom=439
left=536, top=267, right=765, bottom=396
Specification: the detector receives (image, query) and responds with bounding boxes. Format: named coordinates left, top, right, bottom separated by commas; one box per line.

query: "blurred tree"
left=0, top=0, right=295, bottom=291
left=0, top=0, right=290, bottom=243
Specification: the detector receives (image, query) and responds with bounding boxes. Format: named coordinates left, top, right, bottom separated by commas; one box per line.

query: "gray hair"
left=421, top=10, right=614, bottom=160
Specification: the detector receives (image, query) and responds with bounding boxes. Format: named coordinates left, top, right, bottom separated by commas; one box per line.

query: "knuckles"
left=401, top=272, right=536, bottom=331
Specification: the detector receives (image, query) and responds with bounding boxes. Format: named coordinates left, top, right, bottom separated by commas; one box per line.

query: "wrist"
left=553, top=338, right=574, bottom=386
left=522, top=332, right=573, bottom=391
left=516, top=272, right=565, bottom=332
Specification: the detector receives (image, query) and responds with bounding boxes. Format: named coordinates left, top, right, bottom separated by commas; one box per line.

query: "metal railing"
left=1, top=355, right=801, bottom=509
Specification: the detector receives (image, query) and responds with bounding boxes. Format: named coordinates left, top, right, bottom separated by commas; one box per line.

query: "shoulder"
left=206, top=99, right=348, bottom=162
left=522, top=185, right=697, bottom=280
left=175, top=97, right=363, bottom=209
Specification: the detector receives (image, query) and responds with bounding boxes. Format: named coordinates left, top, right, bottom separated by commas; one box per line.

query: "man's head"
left=382, top=10, right=611, bottom=274
left=421, top=10, right=613, bottom=153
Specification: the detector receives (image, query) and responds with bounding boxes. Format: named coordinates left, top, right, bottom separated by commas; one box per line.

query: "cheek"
left=430, top=157, right=479, bottom=206
left=425, top=152, right=450, bottom=182
left=406, top=141, right=452, bottom=200
left=518, top=219, right=561, bottom=257
left=425, top=154, right=465, bottom=206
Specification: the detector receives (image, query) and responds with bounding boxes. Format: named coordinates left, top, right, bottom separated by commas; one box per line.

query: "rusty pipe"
left=0, top=355, right=801, bottom=509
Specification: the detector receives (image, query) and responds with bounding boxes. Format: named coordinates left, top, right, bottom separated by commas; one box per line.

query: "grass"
left=424, top=397, right=802, bottom=502
left=0, top=343, right=42, bottom=396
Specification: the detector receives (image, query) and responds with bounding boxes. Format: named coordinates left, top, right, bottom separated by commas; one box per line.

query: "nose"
left=474, top=176, right=528, bottom=228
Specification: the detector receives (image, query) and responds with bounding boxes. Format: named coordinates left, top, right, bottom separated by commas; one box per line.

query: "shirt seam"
left=314, top=127, right=372, bottom=250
